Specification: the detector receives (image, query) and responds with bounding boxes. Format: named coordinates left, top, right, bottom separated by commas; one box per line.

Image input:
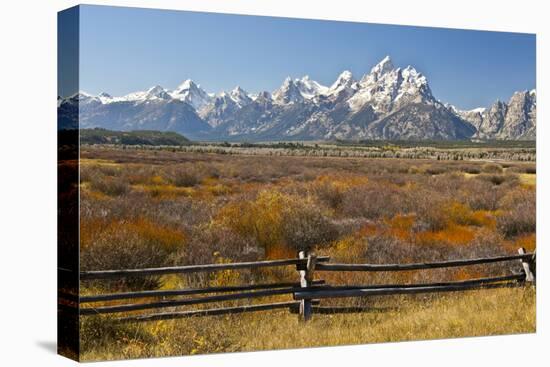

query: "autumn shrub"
left=177, top=224, right=260, bottom=266
left=497, top=188, right=536, bottom=237
left=123, top=165, right=159, bottom=185
left=341, top=183, right=403, bottom=220
left=385, top=214, right=416, bottom=240
left=80, top=218, right=186, bottom=289
left=424, top=165, right=447, bottom=175
left=79, top=165, right=98, bottom=183
left=91, top=164, right=120, bottom=177
left=459, top=164, right=481, bottom=174
left=89, top=174, right=130, bottom=196
left=506, top=165, right=536, bottom=174
left=218, top=190, right=337, bottom=256
left=310, top=174, right=369, bottom=211
left=280, top=197, right=339, bottom=251
left=410, top=190, right=450, bottom=231
left=311, top=179, right=347, bottom=211
left=415, top=224, right=475, bottom=247
left=512, top=233, right=536, bottom=252
left=460, top=178, right=503, bottom=211
left=168, top=167, right=202, bottom=187
left=481, top=163, right=503, bottom=173
left=327, top=232, right=369, bottom=262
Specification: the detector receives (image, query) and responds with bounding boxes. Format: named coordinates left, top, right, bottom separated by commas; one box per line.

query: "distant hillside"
left=80, top=129, right=191, bottom=146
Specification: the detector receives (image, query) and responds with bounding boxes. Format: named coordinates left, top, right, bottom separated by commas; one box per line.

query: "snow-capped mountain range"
left=58, top=56, right=536, bottom=141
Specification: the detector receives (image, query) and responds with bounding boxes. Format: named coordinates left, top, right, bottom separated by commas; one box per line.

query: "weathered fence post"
left=518, top=247, right=535, bottom=283
left=298, top=250, right=317, bottom=321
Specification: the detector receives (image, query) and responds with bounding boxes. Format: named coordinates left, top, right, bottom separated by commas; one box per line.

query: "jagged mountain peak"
left=255, top=91, right=272, bottom=101
left=370, top=55, right=394, bottom=77
left=350, top=58, right=434, bottom=113
left=295, top=76, right=329, bottom=99
left=171, top=79, right=211, bottom=109
left=175, top=79, right=195, bottom=90
left=230, top=85, right=248, bottom=97
left=145, top=85, right=170, bottom=99
left=229, top=86, right=252, bottom=107
left=273, top=77, right=305, bottom=104
left=330, top=70, right=354, bottom=89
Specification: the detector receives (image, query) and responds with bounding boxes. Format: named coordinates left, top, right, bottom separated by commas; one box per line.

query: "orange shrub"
left=416, top=224, right=475, bottom=246
left=453, top=267, right=485, bottom=281
left=80, top=218, right=186, bottom=289
left=385, top=214, right=416, bottom=240
left=469, top=210, right=497, bottom=228
left=358, top=223, right=379, bottom=237
left=513, top=233, right=536, bottom=252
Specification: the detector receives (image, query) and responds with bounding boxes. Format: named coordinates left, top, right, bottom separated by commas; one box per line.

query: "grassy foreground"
left=80, top=286, right=535, bottom=361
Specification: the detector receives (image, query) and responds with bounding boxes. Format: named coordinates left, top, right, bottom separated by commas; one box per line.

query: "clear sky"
left=76, top=5, right=536, bottom=110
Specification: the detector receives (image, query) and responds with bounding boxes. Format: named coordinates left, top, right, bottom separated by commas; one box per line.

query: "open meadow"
left=77, top=145, right=536, bottom=361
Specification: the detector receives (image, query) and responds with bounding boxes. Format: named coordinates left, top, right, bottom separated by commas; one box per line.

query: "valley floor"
left=74, top=147, right=536, bottom=361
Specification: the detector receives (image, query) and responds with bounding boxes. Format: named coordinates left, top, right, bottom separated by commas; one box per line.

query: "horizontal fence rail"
left=315, top=253, right=534, bottom=272
left=294, top=279, right=523, bottom=301
left=80, top=256, right=330, bottom=280
left=81, top=285, right=326, bottom=315
left=60, top=248, right=535, bottom=322
left=80, top=280, right=326, bottom=303
left=116, top=301, right=303, bottom=323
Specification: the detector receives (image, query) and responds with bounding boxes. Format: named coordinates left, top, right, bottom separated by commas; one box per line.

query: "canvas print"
left=57, top=5, right=536, bottom=362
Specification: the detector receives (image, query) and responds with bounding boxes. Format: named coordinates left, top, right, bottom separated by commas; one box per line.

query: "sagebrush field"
left=78, top=145, right=536, bottom=361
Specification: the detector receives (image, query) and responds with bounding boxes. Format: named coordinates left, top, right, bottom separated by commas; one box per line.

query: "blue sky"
left=76, top=5, right=536, bottom=110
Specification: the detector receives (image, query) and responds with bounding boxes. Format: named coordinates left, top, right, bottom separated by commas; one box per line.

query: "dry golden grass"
left=80, top=287, right=535, bottom=361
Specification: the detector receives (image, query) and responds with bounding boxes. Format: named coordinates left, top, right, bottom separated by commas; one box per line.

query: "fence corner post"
left=518, top=247, right=535, bottom=283
left=298, top=250, right=317, bottom=321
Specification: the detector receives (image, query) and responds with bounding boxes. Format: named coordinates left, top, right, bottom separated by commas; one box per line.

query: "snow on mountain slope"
left=170, top=79, right=212, bottom=109
left=349, top=56, right=434, bottom=113
left=59, top=56, right=536, bottom=141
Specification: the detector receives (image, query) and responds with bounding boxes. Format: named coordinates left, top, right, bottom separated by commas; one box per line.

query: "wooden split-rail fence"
left=60, top=248, right=536, bottom=322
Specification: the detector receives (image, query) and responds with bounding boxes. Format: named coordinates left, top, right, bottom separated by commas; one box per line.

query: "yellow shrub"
left=330, top=233, right=367, bottom=261
left=217, top=190, right=336, bottom=258
left=150, top=175, right=165, bottom=185
left=444, top=202, right=473, bottom=226
left=217, top=191, right=288, bottom=258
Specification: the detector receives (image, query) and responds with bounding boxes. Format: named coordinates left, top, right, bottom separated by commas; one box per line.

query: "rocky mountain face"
left=457, top=90, right=536, bottom=140
left=59, top=56, right=536, bottom=141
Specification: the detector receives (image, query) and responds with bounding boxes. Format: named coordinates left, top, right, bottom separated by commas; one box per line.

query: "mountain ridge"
left=58, top=56, right=536, bottom=141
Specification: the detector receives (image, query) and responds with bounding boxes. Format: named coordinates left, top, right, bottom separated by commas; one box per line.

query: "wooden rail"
left=80, top=280, right=325, bottom=303
left=80, top=256, right=330, bottom=280
left=62, top=248, right=535, bottom=322
left=294, top=279, right=522, bottom=300
left=116, top=301, right=303, bottom=322
left=115, top=300, right=322, bottom=323
left=80, top=286, right=318, bottom=315
left=315, top=253, right=533, bottom=272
